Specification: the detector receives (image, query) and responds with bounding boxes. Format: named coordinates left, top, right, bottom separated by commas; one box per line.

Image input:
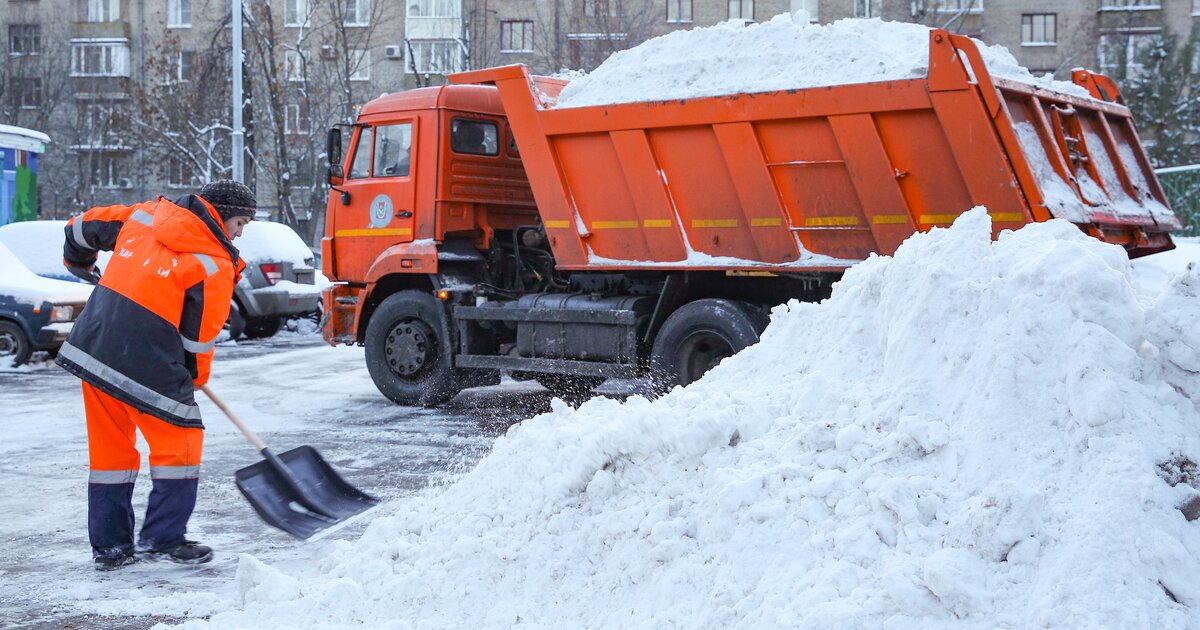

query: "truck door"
left=332, top=120, right=418, bottom=281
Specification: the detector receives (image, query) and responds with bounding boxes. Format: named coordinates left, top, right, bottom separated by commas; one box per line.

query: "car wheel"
left=649, top=299, right=768, bottom=393
left=364, top=291, right=461, bottom=406
left=0, top=321, right=33, bottom=368
left=243, top=316, right=283, bottom=339
left=535, top=374, right=606, bottom=405
left=225, top=301, right=246, bottom=340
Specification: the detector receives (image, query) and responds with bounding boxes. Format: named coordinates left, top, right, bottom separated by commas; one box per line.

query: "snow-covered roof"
left=0, top=124, right=50, bottom=153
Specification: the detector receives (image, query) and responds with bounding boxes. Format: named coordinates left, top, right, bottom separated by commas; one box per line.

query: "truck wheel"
left=0, top=321, right=32, bottom=368
left=535, top=374, right=605, bottom=403
left=225, top=301, right=246, bottom=340
left=649, top=299, right=768, bottom=393
left=243, top=316, right=282, bottom=339
left=365, top=291, right=461, bottom=406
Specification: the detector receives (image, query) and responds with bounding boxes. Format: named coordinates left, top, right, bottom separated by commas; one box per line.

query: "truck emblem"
left=369, top=194, right=394, bottom=229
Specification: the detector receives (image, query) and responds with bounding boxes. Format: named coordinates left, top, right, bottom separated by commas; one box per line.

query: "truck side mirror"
left=326, top=128, right=343, bottom=186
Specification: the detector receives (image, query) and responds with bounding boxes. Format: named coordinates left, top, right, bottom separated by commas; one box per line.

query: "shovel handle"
left=199, top=384, right=268, bottom=453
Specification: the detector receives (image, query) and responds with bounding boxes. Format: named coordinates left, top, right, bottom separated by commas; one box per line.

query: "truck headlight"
left=50, top=305, right=76, bottom=322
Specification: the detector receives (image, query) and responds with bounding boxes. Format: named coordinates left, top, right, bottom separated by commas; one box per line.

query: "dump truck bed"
left=451, top=30, right=1179, bottom=271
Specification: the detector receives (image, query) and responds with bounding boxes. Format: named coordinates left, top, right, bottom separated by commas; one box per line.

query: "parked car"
left=0, top=241, right=92, bottom=368
left=0, top=220, right=111, bottom=282
left=227, top=220, right=322, bottom=339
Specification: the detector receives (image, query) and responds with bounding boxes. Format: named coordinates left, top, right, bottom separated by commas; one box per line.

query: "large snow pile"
left=556, top=13, right=1090, bottom=108
left=157, top=209, right=1200, bottom=629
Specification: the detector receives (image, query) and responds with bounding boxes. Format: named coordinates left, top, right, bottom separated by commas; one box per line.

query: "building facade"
left=2, top=0, right=1196, bottom=237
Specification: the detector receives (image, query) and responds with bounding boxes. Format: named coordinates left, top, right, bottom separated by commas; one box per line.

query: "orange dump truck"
left=321, top=30, right=1181, bottom=405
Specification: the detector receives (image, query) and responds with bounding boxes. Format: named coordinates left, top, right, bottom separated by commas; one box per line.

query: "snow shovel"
left=200, top=385, right=379, bottom=541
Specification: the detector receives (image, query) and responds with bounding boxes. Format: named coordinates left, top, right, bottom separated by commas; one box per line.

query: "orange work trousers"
left=84, top=382, right=204, bottom=552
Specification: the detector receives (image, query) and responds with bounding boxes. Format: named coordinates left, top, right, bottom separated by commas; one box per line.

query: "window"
left=407, top=0, right=459, bottom=18
left=285, top=0, right=310, bottom=26
left=285, top=103, right=309, bottom=135
left=584, top=0, right=621, bottom=17
left=1194, top=0, right=1200, bottom=15
left=168, top=0, right=192, bottom=27
left=348, top=126, right=373, bottom=179
left=568, top=33, right=626, bottom=69
left=9, top=25, right=41, bottom=55
left=912, top=0, right=983, bottom=14
left=728, top=0, right=752, bottom=20
left=500, top=21, right=534, bottom=52
left=285, top=49, right=308, bottom=81
left=373, top=123, right=413, bottom=177
left=1099, top=31, right=1162, bottom=75
left=344, top=0, right=369, bottom=25
left=86, top=0, right=120, bottom=22
left=666, top=0, right=691, bottom=23
left=1099, top=0, right=1160, bottom=10
left=9, top=78, right=41, bottom=108
left=167, top=156, right=199, bottom=188
left=450, top=118, right=498, bottom=156
left=407, top=40, right=462, bottom=74
left=1021, top=14, right=1056, bottom=45
left=350, top=49, right=370, bottom=80
left=86, top=152, right=131, bottom=189
left=178, top=50, right=194, bottom=81
left=71, top=39, right=131, bottom=77
left=853, top=0, right=873, bottom=17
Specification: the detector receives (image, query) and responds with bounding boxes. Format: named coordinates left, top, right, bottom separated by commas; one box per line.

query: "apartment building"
left=2, top=0, right=1196, bottom=229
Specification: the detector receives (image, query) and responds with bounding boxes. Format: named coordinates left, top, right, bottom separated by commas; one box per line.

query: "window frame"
left=349, top=49, right=370, bottom=80
left=1021, top=13, right=1057, bottom=46
left=344, top=0, right=370, bottom=26
left=406, top=39, right=462, bottom=74
left=500, top=20, right=534, bottom=53
left=666, top=0, right=691, bottom=23
left=450, top=118, right=499, bottom=157
left=284, top=103, right=310, bottom=135
left=9, top=24, right=42, bottom=56
left=285, top=0, right=310, bottom=27
left=86, top=0, right=120, bottom=22
left=371, top=122, right=414, bottom=178
left=348, top=126, right=373, bottom=179
left=70, top=38, right=131, bottom=77
left=727, top=0, right=753, bottom=20
left=168, top=0, right=192, bottom=28
left=10, top=77, right=42, bottom=109
left=285, top=49, right=308, bottom=81
left=406, top=0, right=460, bottom=18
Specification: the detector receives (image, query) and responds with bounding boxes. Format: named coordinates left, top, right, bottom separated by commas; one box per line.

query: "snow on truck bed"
left=555, top=13, right=1090, bottom=108
left=143, top=210, right=1200, bottom=629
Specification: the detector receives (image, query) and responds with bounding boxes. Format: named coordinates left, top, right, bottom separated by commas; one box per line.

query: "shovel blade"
left=234, top=445, right=379, bottom=540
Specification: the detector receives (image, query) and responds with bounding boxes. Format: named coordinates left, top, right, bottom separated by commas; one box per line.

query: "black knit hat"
left=199, top=180, right=257, bottom=221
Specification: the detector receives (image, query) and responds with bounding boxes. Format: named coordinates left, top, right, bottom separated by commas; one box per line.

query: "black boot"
left=140, top=540, right=213, bottom=565
left=93, top=547, right=139, bottom=571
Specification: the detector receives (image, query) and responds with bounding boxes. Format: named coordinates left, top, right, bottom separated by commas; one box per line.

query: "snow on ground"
left=88, top=211, right=1191, bottom=629
left=555, top=14, right=1090, bottom=109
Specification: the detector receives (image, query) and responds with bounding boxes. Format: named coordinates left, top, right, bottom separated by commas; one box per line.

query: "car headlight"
left=50, top=305, right=76, bottom=322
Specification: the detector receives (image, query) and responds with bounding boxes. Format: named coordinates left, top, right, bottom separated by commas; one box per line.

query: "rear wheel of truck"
left=649, top=299, right=768, bottom=393
left=365, top=291, right=461, bottom=406
left=535, top=374, right=606, bottom=404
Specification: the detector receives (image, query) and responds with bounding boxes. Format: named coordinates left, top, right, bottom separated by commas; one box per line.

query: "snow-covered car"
left=0, top=241, right=92, bottom=368
left=0, top=220, right=111, bottom=283
left=229, top=220, right=322, bottom=339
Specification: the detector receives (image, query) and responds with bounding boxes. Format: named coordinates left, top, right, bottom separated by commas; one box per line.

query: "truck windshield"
left=348, top=127, right=373, bottom=179
left=374, top=123, right=413, bottom=177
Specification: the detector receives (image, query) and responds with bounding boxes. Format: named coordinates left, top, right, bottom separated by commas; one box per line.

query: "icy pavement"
left=0, top=334, right=573, bottom=629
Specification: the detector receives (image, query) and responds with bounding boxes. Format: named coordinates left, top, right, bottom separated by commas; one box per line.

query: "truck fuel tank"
left=513, top=293, right=655, bottom=363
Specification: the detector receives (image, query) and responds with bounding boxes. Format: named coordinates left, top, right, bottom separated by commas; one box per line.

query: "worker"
left=57, top=180, right=255, bottom=571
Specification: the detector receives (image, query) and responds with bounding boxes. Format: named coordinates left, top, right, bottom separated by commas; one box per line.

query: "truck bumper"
left=322, top=284, right=360, bottom=346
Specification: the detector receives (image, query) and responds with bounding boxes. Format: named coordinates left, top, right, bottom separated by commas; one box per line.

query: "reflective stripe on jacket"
left=57, top=195, right=244, bottom=428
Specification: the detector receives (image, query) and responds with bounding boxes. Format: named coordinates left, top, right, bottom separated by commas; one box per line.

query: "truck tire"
left=365, top=291, right=461, bottom=406
left=0, top=320, right=32, bottom=368
left=649, top=299, right=768, bottom=393
left=535, top=374, right=606, bottom=403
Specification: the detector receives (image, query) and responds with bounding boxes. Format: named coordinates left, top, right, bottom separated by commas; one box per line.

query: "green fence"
left=1157, top=165, right=1200, bottom=237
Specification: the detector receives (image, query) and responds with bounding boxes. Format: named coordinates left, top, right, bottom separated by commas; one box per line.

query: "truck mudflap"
left=452, top=29, right=1179, bottom=268
left=322, top=284, right=360, bottom=346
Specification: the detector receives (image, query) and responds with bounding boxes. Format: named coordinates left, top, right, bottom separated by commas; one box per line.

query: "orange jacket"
left=57, top=195, right=244, bottom=428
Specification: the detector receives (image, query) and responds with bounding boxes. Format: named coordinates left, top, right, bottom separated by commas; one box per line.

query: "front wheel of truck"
left=649, top=299, right=768, bottom=394
left=365, top=291, right=462, bottom=406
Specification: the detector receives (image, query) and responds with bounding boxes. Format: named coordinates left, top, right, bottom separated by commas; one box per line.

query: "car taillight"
left=50, top=305, right=76, bottom=322
left=260, top=263, right=283, bottom=286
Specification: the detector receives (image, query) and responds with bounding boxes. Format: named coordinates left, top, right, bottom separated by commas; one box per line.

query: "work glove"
left=66, top=263, right=102, bottom=285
